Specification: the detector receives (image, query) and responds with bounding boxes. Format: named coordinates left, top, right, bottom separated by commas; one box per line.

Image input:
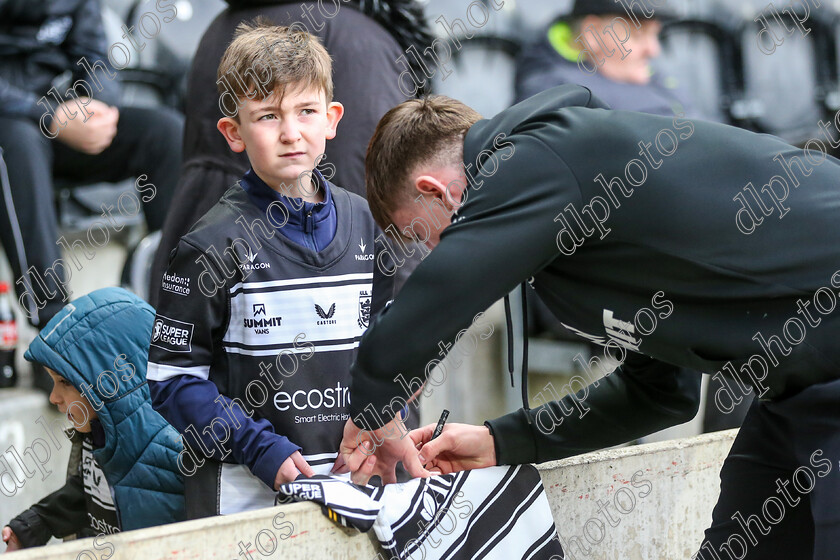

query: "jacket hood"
left=25, top=287, right=154, bottom=412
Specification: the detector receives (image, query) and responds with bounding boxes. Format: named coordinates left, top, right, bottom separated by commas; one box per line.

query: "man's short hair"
left=217, top=18, right=333, bottom=118
left=365, top=96, right=482, bottom=229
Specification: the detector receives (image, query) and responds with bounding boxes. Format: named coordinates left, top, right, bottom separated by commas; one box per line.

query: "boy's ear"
left=325, top=102, right=344, bottom=140
left=217, top=117, right=246, bottom=153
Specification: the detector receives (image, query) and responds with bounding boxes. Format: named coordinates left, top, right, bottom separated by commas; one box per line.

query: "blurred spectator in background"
left=516, top=0, right=744, bottom=432
left=150, top=0, right=433, bottom=303
left=515, top=0, right=693, bottom=117
left=0, top=0, right=183, bottom=333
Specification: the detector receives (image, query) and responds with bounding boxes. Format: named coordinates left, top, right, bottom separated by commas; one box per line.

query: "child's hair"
left=365, top=95, right=482, bottom=229
left=217, top=18, right=333, bottom=118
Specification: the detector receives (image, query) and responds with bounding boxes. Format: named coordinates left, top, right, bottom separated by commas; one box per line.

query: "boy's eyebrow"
left=250, top=105, right=280, bottom=115
left=249, top=100, right=320, bottom=115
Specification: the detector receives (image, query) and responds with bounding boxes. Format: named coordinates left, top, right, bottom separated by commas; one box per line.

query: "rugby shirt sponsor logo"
left=223, top=273, right=373, bottom=356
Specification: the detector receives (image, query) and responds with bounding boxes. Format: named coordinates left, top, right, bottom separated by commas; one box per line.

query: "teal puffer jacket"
left=24, top=287, right=185, bottom=530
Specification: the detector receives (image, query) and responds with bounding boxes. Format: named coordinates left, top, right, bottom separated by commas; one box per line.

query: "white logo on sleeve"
left=161, top=272, right=191, bottom=296
left=150, top=315, right=195, bottom=353
left=560, top=309, right=641, bottom=351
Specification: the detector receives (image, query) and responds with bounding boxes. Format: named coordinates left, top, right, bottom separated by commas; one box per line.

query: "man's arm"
left=412, top=355, right=701, bottom=471
left=0, top=77, right=53, bottom=125
left=147, top=240, right=303, bottom=488
left=63, top=0, right=121, bottom=106
left=487, top=353, right=702, bottom=464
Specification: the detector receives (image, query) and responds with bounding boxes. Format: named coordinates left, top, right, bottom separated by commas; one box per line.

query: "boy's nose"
left=280, top=120, right=302, bottom=142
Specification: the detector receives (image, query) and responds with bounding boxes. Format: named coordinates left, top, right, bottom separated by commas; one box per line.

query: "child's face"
left=46, top=367, right=97, bottom=433
left=217, top=84, right=343, bottom=196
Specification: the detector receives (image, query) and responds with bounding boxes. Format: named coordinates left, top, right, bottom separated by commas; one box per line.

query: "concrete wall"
left=0, top=390, right=72, bottom=526
left=538, top=430, right=736, bottom=559
left=5, top=430, right=737, bottom=560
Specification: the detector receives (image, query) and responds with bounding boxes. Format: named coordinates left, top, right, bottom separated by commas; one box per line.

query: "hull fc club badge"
left=358, top=291, right=371, bottom=329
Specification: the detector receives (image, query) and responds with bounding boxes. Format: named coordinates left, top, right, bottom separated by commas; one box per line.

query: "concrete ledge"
left=7, top=430, right=738, bottom=559
left=538, top=429, right=737, bottom=559
left=8, top=501, right=382, bottom=560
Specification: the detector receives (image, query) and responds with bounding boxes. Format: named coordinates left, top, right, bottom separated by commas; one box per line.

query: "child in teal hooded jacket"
left=2, top=288, right=185, bottom=550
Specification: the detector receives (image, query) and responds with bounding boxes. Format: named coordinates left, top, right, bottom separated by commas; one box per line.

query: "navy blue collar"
left=240, top=168, right=333, bottom=224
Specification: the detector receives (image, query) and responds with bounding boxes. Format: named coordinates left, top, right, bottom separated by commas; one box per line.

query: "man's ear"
left=325, top=101, right=344, bottom=140
left=415, top=175, right=453, bottom=209
left=217, top=117, right=246, bottom=153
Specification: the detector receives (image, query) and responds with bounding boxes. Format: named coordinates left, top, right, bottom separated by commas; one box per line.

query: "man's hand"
left=410, top=423, right=497, bottom=475
left=51, top=99, right=119, bottom=155
left=274, top=451, right=315, bottom=490
left=335, top=416, right=432, bottom=485
left=2, top=526, right=22, bottom=552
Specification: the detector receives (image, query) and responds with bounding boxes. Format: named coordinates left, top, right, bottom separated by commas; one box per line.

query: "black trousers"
left=0, top=106, right=182, bottom=327
left=698, top=378, right=840, bottom=559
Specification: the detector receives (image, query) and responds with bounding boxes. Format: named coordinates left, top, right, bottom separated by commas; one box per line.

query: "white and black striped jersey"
left=148, top=182, right=394, bottom=515
left=276, top=465, right=564, bottom=560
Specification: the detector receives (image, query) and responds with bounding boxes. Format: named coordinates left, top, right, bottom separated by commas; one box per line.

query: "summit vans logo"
left=355, top=238, right=373, bottom=261
left=240, top=250, right=270, bottom=271
left=244, top=302, right=282, bottom=334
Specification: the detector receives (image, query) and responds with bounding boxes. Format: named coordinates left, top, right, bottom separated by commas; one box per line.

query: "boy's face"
left=46, top=367, right=97, bottom=432
left=217, top=85, right=343, bottom=196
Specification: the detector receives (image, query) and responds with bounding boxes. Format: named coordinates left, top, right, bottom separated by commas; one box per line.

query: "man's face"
left=218, top=85, right=343, bottom=193
left=592, top=16, right=662, bottom=85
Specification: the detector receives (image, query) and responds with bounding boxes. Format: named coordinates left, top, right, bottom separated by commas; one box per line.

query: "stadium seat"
left=431, top=35, right=520, bottom=117
left=656, top=19, right=737, bottom=124
left=737, top=2, right=825, bottom=143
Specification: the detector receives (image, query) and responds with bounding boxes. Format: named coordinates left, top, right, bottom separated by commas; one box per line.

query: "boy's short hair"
left=217, top=18, right=333, bottom=118
left=365, top=96, right=482, bottom=229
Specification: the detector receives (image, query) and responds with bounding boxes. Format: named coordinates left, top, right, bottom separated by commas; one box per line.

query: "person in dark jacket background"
left=0, top=0, right=183, bottom=332
left=149, top=0, right=432, bottom=304
left=2, top=288, right=185, bottom=551
left=515, top=0, right=694, bottom=116
left=338, top=86, right=840, bottom=559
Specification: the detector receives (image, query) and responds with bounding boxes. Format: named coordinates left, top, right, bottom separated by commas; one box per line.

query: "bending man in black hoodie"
left=337, top=85, right=840, bottom=559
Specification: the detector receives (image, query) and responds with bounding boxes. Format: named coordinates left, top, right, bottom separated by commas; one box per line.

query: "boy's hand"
left=50, top=99, right=119, bottom=155
left=336, top=417, right=432, bottom=485
left=410, top=423, right=497, bottom=475
left=2, top=526, right=22, bottom=552
left=274, top=451, right=315, bottom=490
